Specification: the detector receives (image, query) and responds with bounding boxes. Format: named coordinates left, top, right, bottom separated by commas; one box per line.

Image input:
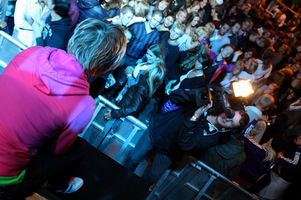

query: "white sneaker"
left=56, top=177, right=84, bottom=194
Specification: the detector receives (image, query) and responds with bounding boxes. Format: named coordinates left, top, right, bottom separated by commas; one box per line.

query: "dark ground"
left=45, top=148, right=150, bottom=200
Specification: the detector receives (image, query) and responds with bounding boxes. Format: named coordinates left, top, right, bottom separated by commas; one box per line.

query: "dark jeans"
left=142, top=153, right=172, bottom=184
left=124, top=129, right=173, bottom=184
left=124, top=129, right=153, bottom=172
left=0, top=138, right=91, bottom=200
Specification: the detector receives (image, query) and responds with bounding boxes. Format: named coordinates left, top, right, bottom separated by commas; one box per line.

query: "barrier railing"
left=80, top=95, right=259, bottom=200
left=147, top=160, right=259, bottom=200
left=0, top=31, right=27, bottom=72
left=79, top=95, right=148, bottom=165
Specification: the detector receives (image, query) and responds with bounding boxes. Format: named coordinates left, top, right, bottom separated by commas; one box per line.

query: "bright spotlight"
left=232, top=79, right=254, bottom=97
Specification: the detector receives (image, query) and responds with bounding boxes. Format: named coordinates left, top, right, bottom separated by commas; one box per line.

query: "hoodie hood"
left=33, top=47, right=90, bottom=96
left=77, top=0, right=100, bottom=9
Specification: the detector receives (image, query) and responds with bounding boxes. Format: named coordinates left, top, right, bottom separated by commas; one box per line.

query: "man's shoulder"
left=129, top=21, right=145, bottom=28
left=150, top=28, right=160, bottom=35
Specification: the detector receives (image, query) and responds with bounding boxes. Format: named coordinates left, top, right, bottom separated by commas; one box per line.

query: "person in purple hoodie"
left=0, top=19, right=126, bottom=199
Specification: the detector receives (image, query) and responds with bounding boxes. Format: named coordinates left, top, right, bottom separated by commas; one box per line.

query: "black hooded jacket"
left=37, top=15, right=72, bottom=50
left=77, top=0, right=109, bottom=23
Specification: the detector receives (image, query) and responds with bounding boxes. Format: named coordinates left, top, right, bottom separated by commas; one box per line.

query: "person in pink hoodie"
left=0, top=18, right=126, bottom=199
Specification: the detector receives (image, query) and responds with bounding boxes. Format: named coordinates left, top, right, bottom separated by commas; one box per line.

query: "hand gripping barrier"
left=79, top=95, right=148, bottom=165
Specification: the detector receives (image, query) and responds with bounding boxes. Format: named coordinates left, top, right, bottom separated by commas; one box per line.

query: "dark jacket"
left=201, top=133, right=245, bottom=179
left=77, top=0, right=109, bottom=24
left=111, top=75, right=150, bottom=119
left=149, top=87, right=216, bottom=154
left=37, top=15, right=72, bottom=50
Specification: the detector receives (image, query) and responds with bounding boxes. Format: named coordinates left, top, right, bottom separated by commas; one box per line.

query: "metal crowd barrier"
left=147, top=160, right=259, bottom=200
left=80, top=95, right=259, bottom=200
left=79, top=95, right=148, bottom=165
left=0, top=31, right=27, bottom=73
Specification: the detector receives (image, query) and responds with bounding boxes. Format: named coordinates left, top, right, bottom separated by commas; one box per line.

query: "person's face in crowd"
left=290, top=62, right=301, bottom=72
left=244, top=58, right=252, bottom=70
left=241, top=21, right=251, bottom=31
left=220, top=46, right=234, bottom=58
left=244, top=51, right=253, bottom=60
left=231, top=23, right=241, bottom=34
left=134, top=1, right=143, bottom=14
left=198, top=31, right=208, bottom=41
left=120, top=12, right=134, bottom=26
left=237, top=0, right=245, bottom=7
left=191, top=16, right=200, bottom=27
left=209, top=0, right=217, bottom=8
left=125, top=30, right=132, bottom=43
left=233, top=63, right=243, bottom=75
left=169, top=27, right=183, bottom=40
left=39, top=0, right=48, bottom=6
left=158, top=0, right=169, bottom=11
left=246, top=24, right=252, bottom=32
left=243, top=6, right=250, bottom=15
left=146, top=49, right=158, bottom=63
left=122, top=0, right=130, bottom=7
left=200, top=0, right=208, bottom=8
left=256, top=37, right=266, bottom=47
left=228, top=5, right=237, bottom=15
left=263, top=84, right=276, bottom=95
left=211, top=8, right=217, bottom=18
left=164, top=16, right=174, bottom=28
left=263, top=30, right=272, bottom=38
left=46, top=0, right=54, bottom=9
left=217, top=111, right=242, bottom=129
left=249, top=33, right=259, bottom=42
left=219, top=24, right=231, bottom=36
left=149, top=14, right=163, bottom=29
left=177, top=11, right=187, bottom=24
left=190, top=4, right=201, bottom=13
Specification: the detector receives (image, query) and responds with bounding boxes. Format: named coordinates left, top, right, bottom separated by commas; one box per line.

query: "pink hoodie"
left=0, top=46, right=95, bottom=176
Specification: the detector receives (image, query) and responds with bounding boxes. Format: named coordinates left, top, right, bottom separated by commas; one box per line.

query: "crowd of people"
left=0, top=0, right=301, bottom=199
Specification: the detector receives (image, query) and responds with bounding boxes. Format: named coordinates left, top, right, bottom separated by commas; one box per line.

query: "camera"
left=168, top=85, right=239, bottom=119
left=205, top=85, right=236, bottom=118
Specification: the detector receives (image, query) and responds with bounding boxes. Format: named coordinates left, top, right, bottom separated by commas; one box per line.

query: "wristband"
left=191, top=116, right=199, bottom=121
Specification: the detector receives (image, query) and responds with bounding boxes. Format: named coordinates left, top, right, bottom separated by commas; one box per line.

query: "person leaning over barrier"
left=0, top=19, right=126, bottom=199
left=125, top=88, right=250, bottom=184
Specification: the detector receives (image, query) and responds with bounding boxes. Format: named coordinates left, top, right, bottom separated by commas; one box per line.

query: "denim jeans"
left=142, top=153, right=172, bottom=184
